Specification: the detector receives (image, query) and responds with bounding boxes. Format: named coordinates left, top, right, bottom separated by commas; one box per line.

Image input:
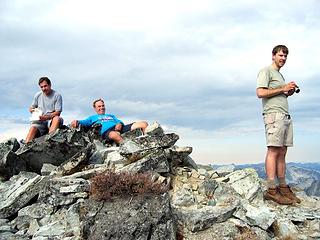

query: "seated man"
left=71, top=99, right=148, bottom=144
left=25, top=77, right=63, bottom=143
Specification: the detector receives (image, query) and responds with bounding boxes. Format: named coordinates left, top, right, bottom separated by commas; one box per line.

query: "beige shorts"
left=263, top=112, right=293, bottom=147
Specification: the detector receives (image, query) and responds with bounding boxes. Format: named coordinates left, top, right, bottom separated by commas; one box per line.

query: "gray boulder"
left=82, top=193, right=176, bottom=240
left=16, top=128, right=90, bottom=173
left=119, top=133, right=179, bottom=162
left=0, top=171, right=47, bottom=218
left=0, top=138, right=26, bottom=178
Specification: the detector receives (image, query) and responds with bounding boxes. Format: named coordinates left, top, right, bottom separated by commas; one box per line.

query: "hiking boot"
left=278, top=185, right=301, bottom=203
left=264, top=188, right=294, bottom=205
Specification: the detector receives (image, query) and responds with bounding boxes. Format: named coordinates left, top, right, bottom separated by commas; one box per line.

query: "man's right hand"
left=114, top=123, right=123, bottom=131
left=29, top=107, right=35, bottom=113
left=71, top=120, right=78, bottom=128
left=283, top=81, right=297, bottom=93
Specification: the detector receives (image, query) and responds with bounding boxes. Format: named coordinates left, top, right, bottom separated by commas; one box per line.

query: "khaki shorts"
left=263, top=112, right=293, bottom=147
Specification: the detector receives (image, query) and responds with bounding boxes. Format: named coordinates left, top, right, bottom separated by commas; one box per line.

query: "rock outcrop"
left=0, top=122, right=319, bottom=240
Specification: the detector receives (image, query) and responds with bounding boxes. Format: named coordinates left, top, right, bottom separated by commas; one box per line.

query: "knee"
left=279, top=147, right=287, bottom=156
left=140, top=121, right=148, bottom=129
left=108, top=131, right=121, bottom=140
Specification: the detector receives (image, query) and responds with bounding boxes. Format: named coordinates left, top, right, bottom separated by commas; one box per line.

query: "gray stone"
left=275, top=218, right=298, bottom=239
left=119, top=133, right=179, bottom=161
left=0, top=172, right=47, bottom=218
left=215, top=164, right=235, bottom=177
left=198, top=179, right=218, bottom=197
left=226, top=168, right=261, bottom=201
left=175, top=204, right=238, bottom=232
left=172, top=184, right=196, bottom=207
left=120, top=150, right=170, bottom=174
left=145, top=121, right=164, bottom=136
left=16, top=128, right=90, bottom=173
left=33, top=201, right=82, bottom=239
left=121, top=128, right=144, bottom=141
left=0, top=138, right=26, bottom=178
left=198, top=168, right=208, bottom=176
left=51, top=144, right=93, bottom=176
left=82, top=193, right=176, bottom=240
left=234, top=202, right=276, bottom=230
left=18, top=202, right=54, bottom=219
left=166, top=146, right=198, bottom=170
left=39, top=177, right=90, bottom=207
left=41, top=163, right=57, bottom=176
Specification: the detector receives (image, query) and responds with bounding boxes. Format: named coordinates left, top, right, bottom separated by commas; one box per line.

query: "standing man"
left=25, top=77, right=63, bottom=143
left=71, top=98, right=148, bottom=144
left=256, top=45, right=301, bottom=205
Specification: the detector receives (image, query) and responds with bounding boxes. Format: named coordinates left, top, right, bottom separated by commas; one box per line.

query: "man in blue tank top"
left=71, top=99, right=148, bottom=144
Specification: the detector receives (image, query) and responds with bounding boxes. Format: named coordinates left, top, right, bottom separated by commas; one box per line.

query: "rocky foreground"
left=0, top=123, right=319, bottom=240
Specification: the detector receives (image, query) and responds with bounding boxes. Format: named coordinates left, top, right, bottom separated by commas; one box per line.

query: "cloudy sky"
left=1, top=0, right=319, bottom=165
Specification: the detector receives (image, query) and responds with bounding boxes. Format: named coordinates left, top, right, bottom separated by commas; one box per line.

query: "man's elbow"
left=256, top=89, right=265, bottom=98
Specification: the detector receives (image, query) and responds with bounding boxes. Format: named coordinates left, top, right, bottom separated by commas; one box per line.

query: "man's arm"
left=256, top=81, right=297, bottom=98
left=39, top=111, right=61, bottom=121
left=71, top=116, right=93, bottom=128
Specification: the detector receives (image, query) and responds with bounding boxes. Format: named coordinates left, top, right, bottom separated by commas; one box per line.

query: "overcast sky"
left=1, top=0, right=319, bottom=165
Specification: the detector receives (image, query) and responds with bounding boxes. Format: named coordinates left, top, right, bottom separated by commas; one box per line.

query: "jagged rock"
left=274, top=218, right=299, bottom=239
left=0, top=138, right=26, bottom=178
left=165, top=145, right=198, bottom=170
left=41, top=163, right=57, bottom=176
left=39, top=177, right=90, bottom=207
left=226, top=168, right=261, bottom=201
left=0, top=172, right=47, bottom=219
left=52, top=144, right=93, bottom=176
left=198, top=179, right=218, bottom=197
left=121, top=128, right=144, bottom=141
left=175, top=204, right=238, bottom=232
left=2, top=122, right=320, bottom=240
left=215, top=164, right=235, bottom=177
left=32, top=200, right=82, bottom=239
left=87, top=140, right=110, bottom=164
left=82, top=193, right=176, bottom=240
left=16, top=128, right=90, bottom=173
left=119, top=133, right=179, bottom=162
left=120, top=149, right=170, bottom=174
left=172, top=184, right=196, bottom=207
left=234, top=202, right=276, bottom=230
left=145, top=121, right=164, bottom=136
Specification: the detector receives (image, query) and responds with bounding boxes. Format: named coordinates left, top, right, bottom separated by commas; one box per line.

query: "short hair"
left=93, top=98, right=104, bottom=108
left=272, top=45, right=289, bottom=56
left=38, top=77, right=51, bottom=86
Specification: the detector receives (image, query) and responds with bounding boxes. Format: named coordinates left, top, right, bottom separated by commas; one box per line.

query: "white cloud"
left=0, top=0, right=319, bottom=164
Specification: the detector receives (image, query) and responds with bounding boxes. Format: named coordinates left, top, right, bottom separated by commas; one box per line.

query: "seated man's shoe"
left=278, top=185, right=301, bottom=203
left=264, top=188, right=294, bottom=205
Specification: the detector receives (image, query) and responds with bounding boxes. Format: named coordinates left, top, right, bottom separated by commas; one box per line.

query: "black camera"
left=295, top=86, right=300, bottom=93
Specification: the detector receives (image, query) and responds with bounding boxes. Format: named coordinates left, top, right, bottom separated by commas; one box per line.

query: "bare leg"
left=276, top=146, right=287, bottom=179
left=108, top=131, right=123, bottom=144
left=265, top=146, right=282, bottom=183
left=49, top=116, right=62, bottom=133
left=25, top=126, right=39, bottom=143
left=131, top=121, right=148, bottom=133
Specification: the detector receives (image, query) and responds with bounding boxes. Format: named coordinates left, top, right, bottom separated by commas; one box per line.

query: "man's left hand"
left=115, top=123, right=123, bottom=131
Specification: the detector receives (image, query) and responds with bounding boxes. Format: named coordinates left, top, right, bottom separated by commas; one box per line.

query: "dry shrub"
left=235, top=226, right=258, bottom=240
left=90, top=170, right=168, bottom=201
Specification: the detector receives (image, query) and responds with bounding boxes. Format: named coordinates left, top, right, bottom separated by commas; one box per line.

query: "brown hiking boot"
left=278, top=185, right=301, bottom=203
left=264, top=188, right=294, bottom=205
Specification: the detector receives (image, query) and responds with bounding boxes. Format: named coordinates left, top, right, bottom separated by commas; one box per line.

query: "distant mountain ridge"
left=212, top=162, right=320, bottom=196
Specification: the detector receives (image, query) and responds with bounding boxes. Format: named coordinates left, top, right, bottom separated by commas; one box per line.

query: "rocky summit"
left=0, top=122, right=319, bottom=240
